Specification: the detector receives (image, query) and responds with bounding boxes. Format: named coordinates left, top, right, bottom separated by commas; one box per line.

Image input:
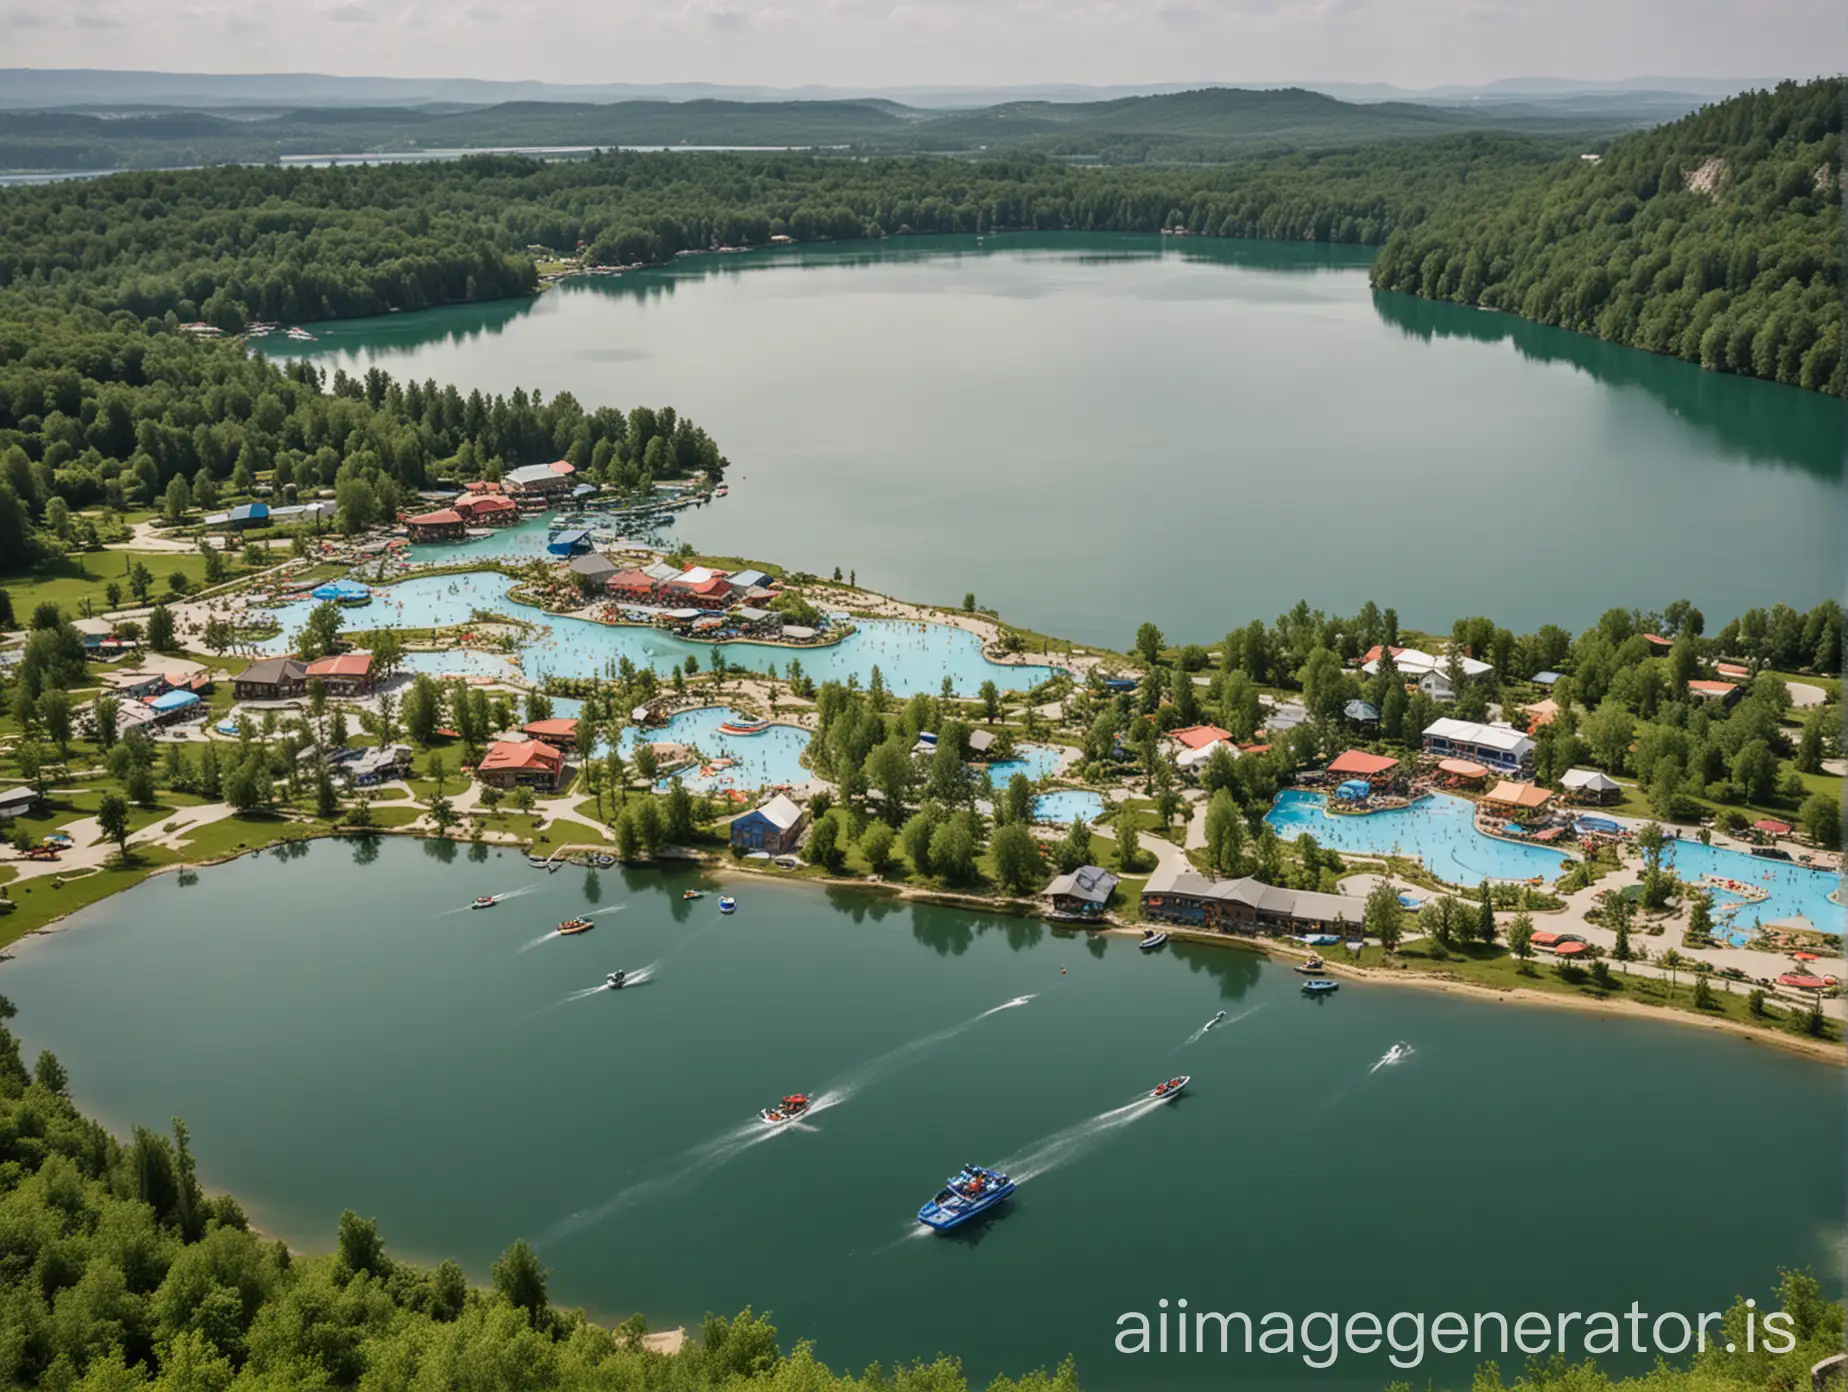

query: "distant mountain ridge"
left=0, top=67, right=1781, bottom=111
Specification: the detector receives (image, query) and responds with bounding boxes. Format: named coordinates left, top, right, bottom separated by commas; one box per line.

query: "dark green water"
left=6, top=837, right=1840, bottom=1389
left=283, top=234, right=1847, bottom=648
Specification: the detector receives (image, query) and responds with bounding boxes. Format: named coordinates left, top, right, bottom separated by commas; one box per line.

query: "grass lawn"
left=0, top=549, right=261, bottom=618
left=1295, top=937, right=1842, bottom=1042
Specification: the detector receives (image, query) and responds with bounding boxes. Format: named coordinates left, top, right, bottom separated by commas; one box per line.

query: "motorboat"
left=718, top=896, right=737, bottom=914
left=1150, top=1075, right=1190, bottom=1101
left=760, top=1094, right=811, bottom=1124
left=471, top=896, right=496, bottom=910
left=682, top=889, right=706, bottom=900
left=1138, top=930, right=1168, bottom=952
left=1294, top=953, right=1327, bottom=974
left=1206, top=1010, right=1227, bottom=1028
left=557, top=917, right=594, bottom=936
left=1301, top=979, right=1339, bottom=996
left=605, top=970, right=626, bottom=989
left=917, top=1164, right=1016, bottom=1232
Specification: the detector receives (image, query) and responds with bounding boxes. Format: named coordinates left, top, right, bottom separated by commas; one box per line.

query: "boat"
left=1150, top=1075, right=1190, bottom=1101
left=471, top=896, right=496, bottom=910
left=605, top=970, right=626, bottom=989
left=682, top=889, right=706, bottom=900
left=760, top=1093, right=811, bottom=1124
left=591, top=854, right=616, bottom=868
left=917, top=1164, right=1016, bottom=1232
left=1294, top=953, right=1327, bottom=974
left=1301, top=979, right=1339, bottom=995
left=718, top=896, right=737, bottom=914
left=1206, top=1010, right=1226, bottom=1028
left=1138, top=930, right=1168, bottom=952
left=557, top=918, right=594, bottom=936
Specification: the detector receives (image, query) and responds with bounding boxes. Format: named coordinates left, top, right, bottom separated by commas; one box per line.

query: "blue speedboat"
left=917, top=1164, right=1016, bottom=1232
left=1302, top=979, right=1339, bottom=996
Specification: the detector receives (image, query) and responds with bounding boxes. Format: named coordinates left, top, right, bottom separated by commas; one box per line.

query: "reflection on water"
left=1372, top=290, right=1848, bottom=480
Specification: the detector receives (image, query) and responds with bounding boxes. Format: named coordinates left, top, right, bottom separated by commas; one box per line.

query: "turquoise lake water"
left=263, top=571, right=1059, bottom=695
left=1266, top=790, right=1574, bottom=886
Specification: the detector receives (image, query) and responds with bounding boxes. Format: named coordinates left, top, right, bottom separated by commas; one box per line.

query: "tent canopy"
left=1336, top=779, right=1373, bottom=800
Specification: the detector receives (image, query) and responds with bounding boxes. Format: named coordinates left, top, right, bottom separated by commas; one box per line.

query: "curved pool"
left=621, top=706, right=812, bottom=795
left=1266, top=789, right=1573, bottom=886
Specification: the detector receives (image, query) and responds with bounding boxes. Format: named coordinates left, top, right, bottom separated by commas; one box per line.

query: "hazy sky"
left=0, top=0, right=1840, bottom=89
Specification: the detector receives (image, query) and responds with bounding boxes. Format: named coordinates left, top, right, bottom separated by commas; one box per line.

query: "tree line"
left=1371, top=78, right=1844, bottom=394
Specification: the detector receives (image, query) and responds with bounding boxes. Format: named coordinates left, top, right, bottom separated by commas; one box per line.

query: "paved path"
left=4, top=801, right=242, bottom=885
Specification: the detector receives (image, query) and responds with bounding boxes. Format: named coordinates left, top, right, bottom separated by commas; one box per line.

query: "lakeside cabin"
left=1045, top=865, right=1119, bottom=921
left=523, top=717, right=580, bottom=744
left=1140, top=864, right=1358, bottom=937
left=1422, top=718, right=1536, bottom=776
left=476, top=738, right=565, bottom=792
left=730, top=794, right=808, bottom=855
left=504, top=461, right=577, bottom=507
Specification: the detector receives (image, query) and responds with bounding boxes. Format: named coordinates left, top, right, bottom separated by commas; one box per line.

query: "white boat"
left=1150, top=1075, right=1190, bottom=1100
left=1206, top=1010, right=1226, bottom=1028
left=471, top=895, right=496, bottom=910
left=718, top=896, right=737, bottom=914
left=1294, top=954, right=1327, bottom=974
left=760, top=1093, right=810, bottom=1124
left=1138, top=930, right=1168, bottom=952
left=606, top=970, right=626, bottom=990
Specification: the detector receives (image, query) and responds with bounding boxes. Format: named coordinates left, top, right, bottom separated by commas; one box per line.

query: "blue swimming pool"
left=258, top=571, right=1059, bottom=695
left=986, top=743, right=1068, bottom=785
left=620, top=706, right=812, bottom=795
left=1033, top=789, right=1107, bottom=826
left=1654, top=837, right=1842, bottom=937
left=1266, top=789, right=1574, bottom=886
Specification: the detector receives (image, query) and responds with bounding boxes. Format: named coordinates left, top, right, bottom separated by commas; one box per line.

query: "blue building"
left=729, top=794, right=808, bottom=855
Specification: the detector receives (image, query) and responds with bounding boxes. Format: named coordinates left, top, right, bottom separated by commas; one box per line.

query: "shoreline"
left=6, top=827, right=1840, bottom=1068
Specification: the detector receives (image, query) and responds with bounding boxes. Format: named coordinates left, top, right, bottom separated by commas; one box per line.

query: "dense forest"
left=0, top=136, right=1565, bottom=327
left=1371, top=77, right=1844, bottom=393
left=0, top=997, right=1838, bottom=1392
left=0, top=303, right=728, bottom=553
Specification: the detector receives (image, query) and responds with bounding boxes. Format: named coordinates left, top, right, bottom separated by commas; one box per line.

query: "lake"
left=281, top=234, right=1848, bottom=649
left=6, top=837, right=1840, bottom=1389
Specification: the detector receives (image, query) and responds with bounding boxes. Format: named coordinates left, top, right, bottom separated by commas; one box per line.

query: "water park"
left=620, top=706, right=813, bottom=796
left=1266, top=788, right=1575, bottom=887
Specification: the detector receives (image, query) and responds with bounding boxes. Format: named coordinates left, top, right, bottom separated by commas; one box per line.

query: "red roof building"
left=523, top=717, right=580, bottom=743
left=1168, top=725, right=1234, bottom=751
left=476, top=739, right=565, bottom=790
left=305, top=652, right=375, bottom=695
left=406, top=508, right=465, bottom=542
left=455, top=494, right=518, bottom=526
left=1359, top=644, right=1408, bottom=666
left=1752, top=818, right=1792, bottom=836
left=1327, top=749, right=1400, bottom=778
left=1687, top=680, right=1739, bottom=703
left=1642, top=634, right=1672, bottom=651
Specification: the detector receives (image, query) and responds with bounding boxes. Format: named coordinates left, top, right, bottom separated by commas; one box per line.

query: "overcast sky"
left=1, top=0, right=1841, bottom=90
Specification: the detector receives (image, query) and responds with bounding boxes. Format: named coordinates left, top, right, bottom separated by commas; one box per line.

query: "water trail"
left=589, top=905, right=626, bottom=918
left=818, top=993, right=1036, bottom=1109
left=440, top=883, right=541, bottom=916
left=999, top=1094, right=1170, bottom=1186
left=1369, top=1041, right=1414, bottom=1074
left=1180, top=1000, right=1266, bottom=1048
left=516, top=930, right=558, bottom=954
left=540, top=993, right=1036, bottom=1245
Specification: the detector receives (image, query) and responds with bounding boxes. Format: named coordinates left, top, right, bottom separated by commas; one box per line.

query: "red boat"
left=761, top=1094, right=811, bottom=1124
left=1150, top=1076, right=1190, bottom=1101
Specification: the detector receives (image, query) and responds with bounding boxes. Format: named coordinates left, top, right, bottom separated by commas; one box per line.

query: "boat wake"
left=439, top=884, right=540, bottom=916
left=820, top=994, right=1037, bottom=1108
left=1182, top=1001, right=1266, bottom=1046
left=1369, top=1041, right=1414, bottom=1073
left=589, top=905, right=627, bottom=918
left=516, top=930, right=558, bottom=953
left=1000, top=1094, right=1170, bottom=1187
left=539, top=994, right=1036, bottom=1244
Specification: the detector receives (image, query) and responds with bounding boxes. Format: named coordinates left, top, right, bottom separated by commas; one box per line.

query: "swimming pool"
left=257, top=571, right=1060, bottom=695
left=1033, top=789, right=1107, bottom=826
left=986, top=743, right=1068, bottom=785
left=1266, top=789, right=1574, bottom=886
left=1655, top=837, right=1842, bottom=937
left=621, top=706, right=812, bottom=795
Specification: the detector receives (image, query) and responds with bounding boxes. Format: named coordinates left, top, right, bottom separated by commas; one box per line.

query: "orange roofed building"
left=476, top=739, right=565, bottom=791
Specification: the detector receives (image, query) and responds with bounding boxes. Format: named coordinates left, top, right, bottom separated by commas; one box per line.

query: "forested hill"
left=0, top=138, right=1563, bottom=327
left=1370, top=78, right=1844, bottom=394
